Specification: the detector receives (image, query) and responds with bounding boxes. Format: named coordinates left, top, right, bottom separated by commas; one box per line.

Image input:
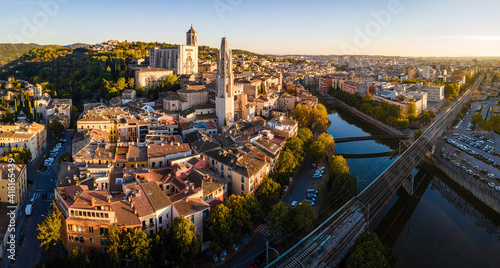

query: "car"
left=311, top=163, right=316, bottom=168
left=308, top=193, right=317, bottom=198
left=283, top=186, right=288, bottom=193
left=466, top=170, right=473, bottom=174
left=487, top=173, right=495, bottom=178
left=488, top=182, right=495, bottom=187
left=30, top=197, right=36, bottom=203
left=312, top=174, right=322, bottom=179
left=318, top=166, right=325, bottom=170
left=496, top=186, right=500, bottom=191
left=306, top=197, right=315, bottom=202
left=60, top=139, right=67, bottom=142
left=291, top=201, right=298, bottom=208
left=219, top=253, right=225, bottom=261
left=307, top=189, right=319, bottom=195
left=213, top=255, right=219, bottom=263
left=233, top=243, right=239, bottom=252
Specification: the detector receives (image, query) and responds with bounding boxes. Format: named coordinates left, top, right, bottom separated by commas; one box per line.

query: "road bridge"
left=334, top=135, right=407, bottom=143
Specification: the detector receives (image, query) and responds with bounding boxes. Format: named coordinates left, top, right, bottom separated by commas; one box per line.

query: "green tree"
left=310, top=140, right=328, bottom=162
left=291, top=202, right=316, bottom=238
left=407, top=102, right=418, bottom=121
left=114, top=77, right=126, bottom=91
left=471, top=112, right=485, bottom=129
left=428, top=109, right=436, bottom=118
left=224, top=195, right=253, bottom=241
left=267, top=201, right=292, bottom=238
left=48, top=120, right=66, bottom=136
left=37, top=210, right=62, bottom=251
left=310, top=104, right=331, bottom=133
left=127, top=77, right=135, bottom=88
left=346, top=232, right=399, bottom=268
left=297, top=128, right=313, bottom=149
left=274, top=149, right=298, bottom=186
left=0, top=147, right=32, bottom=163
left=327, top=155, right=350, bottom=190
left=258, top=177, right=282, bottom=213
left=285, top=136, right=304, bottom=162
left=419, top=111, right=431, bottom=125
left=169, top=217, right=202, bottom=266
left=329, top=173, right=357, bottom=205
left=165, top=74, right=180, bottom=90
left=414, top=128, right=423, bottom=140
left=107, top=225, right=122, bottom=264
left=121, top=228, right=152, bottom=267
left=362, top=92, right=374, bottom=102
left=290, top=103, right=311, bottom=128
left=242, top=192, right=263, bottom=224
left=205, top=204, right=233, bottom=252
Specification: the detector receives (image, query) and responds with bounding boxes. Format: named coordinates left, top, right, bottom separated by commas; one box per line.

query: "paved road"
left=221, top=233, right=267, bottom=268
left=2, top=131, right=73, bottom=268
left=282, top=157, right=325, bottom=207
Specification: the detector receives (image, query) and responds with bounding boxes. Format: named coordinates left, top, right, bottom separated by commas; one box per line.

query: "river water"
left=326, top=109, right=500, bottom=268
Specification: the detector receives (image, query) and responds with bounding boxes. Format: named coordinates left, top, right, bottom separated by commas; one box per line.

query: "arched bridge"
left=334, top=135, right=408, bottom=143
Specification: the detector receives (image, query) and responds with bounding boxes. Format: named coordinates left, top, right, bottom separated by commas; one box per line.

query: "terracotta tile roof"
left=172, top=197, right=209, bottom=217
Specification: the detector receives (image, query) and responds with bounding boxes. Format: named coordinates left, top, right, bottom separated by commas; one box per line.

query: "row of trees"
left=471, top=113, right=500, bottom=133
left=345, top=232, right=400, bottom=268
left=267, top=201, right=316, bottom=240
left=205, top=194, right=262, bottom=252
left=37, top=210, right=202, bottom=268
left=290, top=103, right=331, bottom=133
left=323, top=155, right=357, bottom=210
left=331, top=90, right=410, bottom=130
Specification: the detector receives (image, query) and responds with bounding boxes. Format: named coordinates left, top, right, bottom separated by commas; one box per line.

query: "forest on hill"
left=0, top=43, right=43, bottom=66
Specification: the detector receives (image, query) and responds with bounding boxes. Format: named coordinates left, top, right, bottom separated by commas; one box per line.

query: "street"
left=2, top=130, right=73, bottom=268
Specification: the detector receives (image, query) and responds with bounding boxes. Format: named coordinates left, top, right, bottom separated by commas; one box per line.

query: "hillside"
left=0, top=43, right=43, bottom=67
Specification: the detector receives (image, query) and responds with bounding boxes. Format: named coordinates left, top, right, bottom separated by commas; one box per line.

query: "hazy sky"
left=1, top=0, right=499, bottom=57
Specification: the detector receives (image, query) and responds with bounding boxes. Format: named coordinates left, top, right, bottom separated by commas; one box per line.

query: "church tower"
left=216, top=37, right=234, bottom=132
left=186, top=25, right=197, bottom=46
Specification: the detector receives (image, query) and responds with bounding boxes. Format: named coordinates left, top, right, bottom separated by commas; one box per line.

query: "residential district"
left=0, top=26, right=499, bottom=267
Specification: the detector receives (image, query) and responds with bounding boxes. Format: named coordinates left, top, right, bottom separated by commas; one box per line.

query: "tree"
left=127, top=77, right=135, bottom=88
left=268, top=201, right=292, bottom=238
left=346, top=232, right=399, bottom=268
left=310, top=104, right=331, bottom=133
left=362, top=92, right=374, bottom=102
left=122, top=228, right=152, bottom=267
left=407, top=102, right=417, bottom=121
left=274, top=149, right=298, bottom=186
left=428, top=109, right=436, bottom=118
left=329, top=173, right=357, bottom=205
left=327, top=155, right=350, bottom=190
left=310, top=140, right=328, bottom=162
left=37, top=210, right=62, bottom=251
left=165, top=74, right=180, bottom=90
left=414, top=128, right=423, bottom=140
left=297, top=128, right=313, bottom=149
left=258, top=177, right=282, bottom=213
left=48, top=120, right=66, bottom=136
left=205, top=204, right=233, bottom=252
left=471, top=112, right=485, bottom=129
left=169, top=217, right=202, bottom=266
left=285, top=136, right=304, bottom=162
left=290, top=103, right=311, bottom=129
left=114, top=77, right=126, bottom=91
left=419, top=111, right=431, bottom=125
left=291, top=202, right=316, bottom=238
left=107, top=224, right=122, bottom=264
left=242, top=192, right=263, bottom=224
left=224, top=195, right=253, bottom=241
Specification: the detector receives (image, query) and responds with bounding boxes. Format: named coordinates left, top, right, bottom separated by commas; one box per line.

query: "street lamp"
left=266, top=241, right=280, bottom=265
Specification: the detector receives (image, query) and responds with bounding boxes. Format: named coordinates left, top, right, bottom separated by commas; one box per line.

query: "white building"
left=420, top=84, right=444, bottom=102
left=149, top=26, right=198, bottom=75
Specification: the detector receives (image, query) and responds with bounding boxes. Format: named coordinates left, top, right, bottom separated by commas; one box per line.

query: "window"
left=68, top=224, right=73, bottom=231
left=78, top=225, right=83, bottom=232
left=90, top=237, right=94, bottom=244
left=190, top=215, right=194, bottom=223
left=89, top=227, right=94, bottom=233
left=159, top=216, right=163, bottom=224
left=100, top=238, right=109, bottom=246
left=241, top=176, right=245, bottom=183
left=100, top=227, right=108, bottom=236
left=241, top=184, right=245, bottom=191
left=203, top=210, right=207, bottom=219
left=159, top=161, right=163, bottom=167
left=69, top=235, right=74, bottom=242
left=221, top=164, right=224, bottom=170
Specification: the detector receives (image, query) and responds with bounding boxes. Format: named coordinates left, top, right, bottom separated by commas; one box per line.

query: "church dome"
left=187, top=25, right=196, bottom=33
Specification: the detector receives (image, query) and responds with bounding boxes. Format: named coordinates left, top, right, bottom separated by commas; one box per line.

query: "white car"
left=291, top=201, right=298, bottom=208
left=488, top=182, right=495, bottom=187
left=312, top=174, right=322, bottom=179
left=487, top=173, right=495, bottom=178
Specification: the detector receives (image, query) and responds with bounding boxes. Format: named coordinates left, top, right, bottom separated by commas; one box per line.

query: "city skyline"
left=2, top=0, right=500, bottom=57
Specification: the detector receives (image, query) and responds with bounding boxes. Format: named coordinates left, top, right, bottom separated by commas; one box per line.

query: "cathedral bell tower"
left=186, top=25, right=197, bottom=46
left=216, top=37, right=234, bottom=132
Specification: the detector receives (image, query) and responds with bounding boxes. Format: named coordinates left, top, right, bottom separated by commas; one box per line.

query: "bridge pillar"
left=402, top=175, right=414, bottom=195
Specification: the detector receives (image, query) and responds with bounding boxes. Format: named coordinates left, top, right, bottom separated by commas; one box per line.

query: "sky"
left=1, top=0, right=500, bottom=57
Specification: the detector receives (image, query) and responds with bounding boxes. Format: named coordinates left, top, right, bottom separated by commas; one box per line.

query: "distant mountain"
left=0, top=43, right=43, bottom=67
left=64, top=43, right=90, bottom=49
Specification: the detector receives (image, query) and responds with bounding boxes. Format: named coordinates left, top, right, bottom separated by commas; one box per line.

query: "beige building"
left=134, top=68, right=174, bottom=89
left=0, top=123, right=46, bottom=159
left=0, top=164, right=27, bottom=205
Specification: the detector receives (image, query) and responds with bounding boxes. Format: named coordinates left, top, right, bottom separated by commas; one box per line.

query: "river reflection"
left=327, top=109, right=500, bottom=268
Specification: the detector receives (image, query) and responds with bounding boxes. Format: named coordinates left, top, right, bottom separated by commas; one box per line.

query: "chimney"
left=91, top=197, right=95, bottom=208
left=209, top=177, right=212, bottom=183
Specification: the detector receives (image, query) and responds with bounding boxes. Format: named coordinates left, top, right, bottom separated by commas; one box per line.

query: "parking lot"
left=438, top=132, right=499, bottom=191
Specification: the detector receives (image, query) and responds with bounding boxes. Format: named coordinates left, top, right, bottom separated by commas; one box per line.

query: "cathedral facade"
left=149, top=26, right=199, bottom=75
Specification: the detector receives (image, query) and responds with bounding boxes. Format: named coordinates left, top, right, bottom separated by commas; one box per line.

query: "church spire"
left=186, top=25, right=197, bottom=46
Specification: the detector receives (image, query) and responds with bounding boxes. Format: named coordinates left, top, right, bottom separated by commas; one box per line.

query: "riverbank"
left=317, top=93, right=410, bottom=145
left=424, top=153, right=500, bottom=215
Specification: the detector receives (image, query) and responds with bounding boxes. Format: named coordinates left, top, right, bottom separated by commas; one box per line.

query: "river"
left=326, top=109, right=500, bottom=268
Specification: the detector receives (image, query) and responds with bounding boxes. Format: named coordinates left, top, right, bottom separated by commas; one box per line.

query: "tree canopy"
left=37, top=210, right=62, bottom=251
left=258, top=177, right=282, bottom=213
left=346, top=232, right=399, bottom=268
left=48, top=120, right=66, bottom=136
left=169, top=216, right=202, bottom=266
left=290, top=103, right=331, bottom=133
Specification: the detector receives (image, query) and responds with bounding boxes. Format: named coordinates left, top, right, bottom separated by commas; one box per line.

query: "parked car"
left=291, top=201, right=298, bottom=208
